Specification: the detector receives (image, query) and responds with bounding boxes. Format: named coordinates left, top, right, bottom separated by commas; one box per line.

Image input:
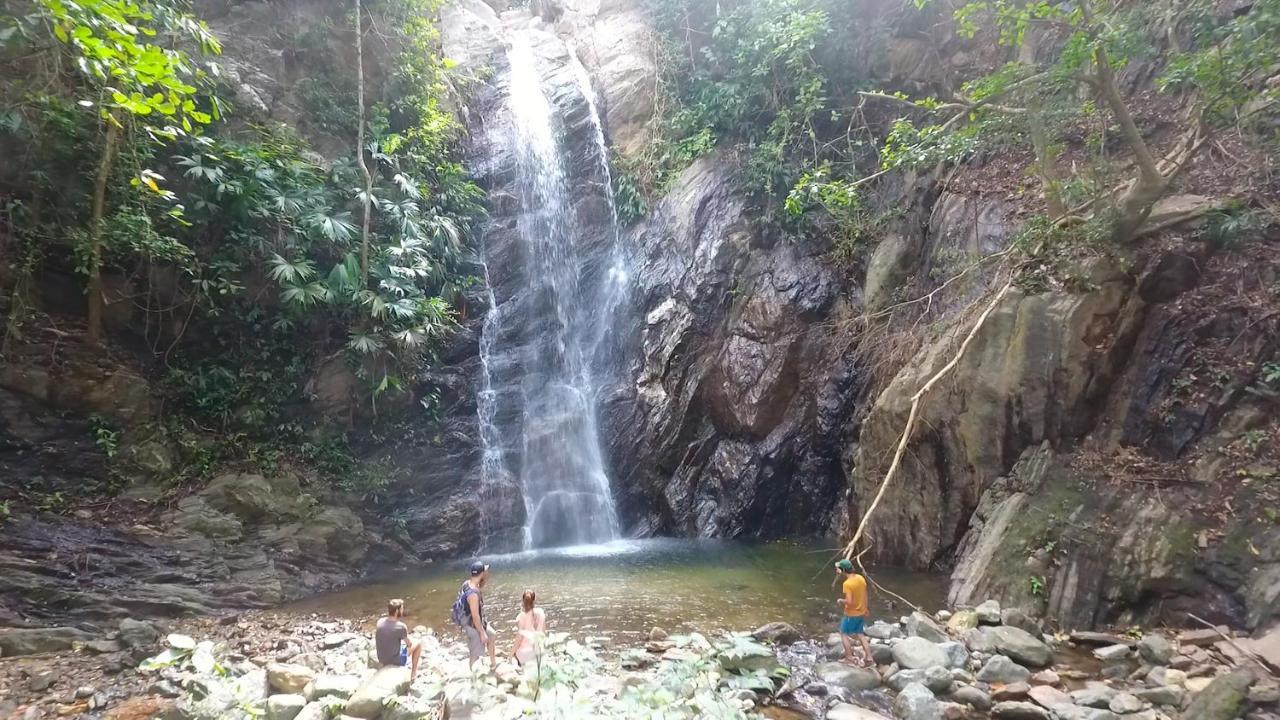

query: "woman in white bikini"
left=512, top=589, right=546, bottom=667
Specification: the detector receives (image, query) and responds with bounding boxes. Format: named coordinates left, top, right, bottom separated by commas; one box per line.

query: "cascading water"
left=474, top=31, right=626, bottom=549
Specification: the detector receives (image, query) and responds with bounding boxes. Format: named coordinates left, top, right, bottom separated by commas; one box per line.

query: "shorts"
left=464, top=622, right=494, bottom=660
left=396, top=647, right=408, bottom=666
left=840, top=616, right=867, bottom=635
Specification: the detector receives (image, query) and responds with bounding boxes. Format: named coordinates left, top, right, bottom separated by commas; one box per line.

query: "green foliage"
left=88, top=414, right=120, bottom=458
left=1028, top=575, right=1046, bottom=597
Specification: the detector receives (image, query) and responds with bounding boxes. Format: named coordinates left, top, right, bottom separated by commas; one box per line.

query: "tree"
left=36, top=0, right=220, bottom=344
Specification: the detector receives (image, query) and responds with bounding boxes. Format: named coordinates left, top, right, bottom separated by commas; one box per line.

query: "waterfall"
left=474, top=31, right=624, bottom=549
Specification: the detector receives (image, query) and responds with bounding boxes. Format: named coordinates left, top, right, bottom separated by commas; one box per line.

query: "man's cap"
left=469, top=561, right=489, bottom=576
left=835, top=559, right=854, bottom=572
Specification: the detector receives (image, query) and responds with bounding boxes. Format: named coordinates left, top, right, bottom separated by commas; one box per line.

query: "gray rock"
left=990, top=701, right=1050, bottom=719
left=266, top=694, right=308, bottom=720
left=1026, top=685, right=1071, bottom=709
left=1051, top=705, right=1121, bottom=720
left=1249, top=682, right=1280, bottom=704
left=304, top=675, right=361, bottom=702
left=949, top=669, right=975, bottom=684
left=382, top=692, right=446, bottom=720
left=85, top=639, right=122, bottom=654
left=1108, top=693, right=1144, bottom=714
left=0, top=627, right=90, bottom=656
left=1071, top=683, right=1118, bottom=708
left=74, top=686, right=95, bottom=699
left=1182, top=670, right=1255, bottom=720
left=894, top=682, right=943, bottom=720
left=751, top=622, right=801, bottom=645
left=1136, top=634, right=1172, bottom=665
left=906, top=612, right=948, bottom=643
left=28, top=674, right=54, bottom=692
left=975, top=600, right=1002, bottom=625
left=947, top=610, right=980, bottom=633
left=293, top=703, right=330, bottom=720
left=948, top=685, right=992, bottom=710
left=1133, top=686, right=1183, bottom=706
left=118, top=618, right=160, bottom=649
left=815, top=662, right=882, bottom=692
left=893, top=637, right=948, bottom=669
left=267, top=663, right=316, bottom=694
left=977, top=655, right=1031, bottom=684
left=866, top=620, right=904, bottom=640
left=827, top=704, right=892, bottom=720
left=937, top=641, right=968, bottom=669
left=718, top=638, right=785, bottom=674
left=344, top=666, right=411, bottom=718
left=1069, top=632, right=1134, bottom=647
left=964, top=627, right=996, bottom=653
left=985, top=626, right=1051, bottom=667
left=872, top=644, right=895, bottom=665
left=999, top=608, right=1040, bottom=635
left=887, top=666, right=952, bottom=694
left=1093, top=644, right=1132, bottom=663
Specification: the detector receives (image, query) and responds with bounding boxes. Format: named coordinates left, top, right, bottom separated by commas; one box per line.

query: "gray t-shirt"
left=375, top=616, right=409, bottom=665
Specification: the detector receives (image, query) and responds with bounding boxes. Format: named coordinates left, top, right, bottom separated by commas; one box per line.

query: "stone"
left=751, top=622, right=801, bottom=645
left=344, top=666, right=411, bottom=718
left=85, top=640, right=122, bottom=654
left=895, top=682, right=943, bottom=720
left=29, top=674, right=55, bottom=692
left=1136, top=635, right=1172, bottom=665
left=992, top=682, right=1031, bottom=701
left=1145, top=666, right=1185, bottom=687
left=1108, top=693, right=1144, bottom=714
left=1029, top=669, right=1059, bottom=686
left=975, top=600, right=1002, bottom=625
left=293, top=703, right=330, bottom=720
left=1249, top=682, right=1280, bottom=704
left=1027, top=685, right=1071, bottom=709
left=1182, top=670, right=1254, bottom=720
left=893, top=637, right=948, bottom=669
left=1185, top=676, right=1214, bottom=693
left=866, top=620, right=904, bottom=640
left=0, top=627, right=90, bottom=656
left=266, top=695, right=307, bottom=720
left=872, top=643, right=895, bottom=665
left=717, top=638, right=784, bottom=674
left=1093, top=645, right=1132, bottom=663
left=984, top=626, right=1051, bottom=668
left=1052, top=706, right=1121, bottom=720
left=964, top=627, right=996, bottom=653
left=815, top=662, right=882, bottom=692
left=977, top=655, right=1031, bottom=684
left=115, top=618, right=158, bottom=649
left=906, top=612, right=949, bottom=643
left=948, top=685, right=992, bottom=710
left=267, top=663, right=316, bottom=694
left=1169, top=654, right=1193, bottom=669
left=1134, top=686, right=1183, bottom=706
left=937, top=641, right=968, bottom=669
left=648, top=627, right=668, bottom=641
left=321, top=633, right=360, bottom=650
left=381, top=693, right=446, bottom=720
left=936, top=611, right=952, bottom=622
left=947, top=610, right=980, bottom=633
left=304, top=675, right=361, bottom=702
left=1071, top=683, right=1119, bottom=708
left=990, top=701, right=1050, bottom=719
left=74, top=686, right=94, bottom=699
left=827, top=704, right=892, bottom=720
left=1069, top=632, right=1134, bottom=647
left=1000, top=608, right=1040, bottom=636
left=1100, top=664, right=1128, bottom=680
left=1175, top=628, right=1224, bottom=647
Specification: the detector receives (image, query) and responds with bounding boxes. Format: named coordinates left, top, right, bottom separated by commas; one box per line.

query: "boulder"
left=937, top=641, right=968, bottom=669
left=1069, top=632, right=1134, bottom=647
left=827, top=704, right=893, bottom=720
left=906, top=613, right=948, bottom=643
left=975, top=600, right=1002, bottom=625
left=893, top=637, right=948, bottom=669
left=948, top=685, right=992, bottom=710
left=1133, top=686, right=1183, bottom=706
left=751, top=622, right=801, bottom=645
left=1027, top=685, right=1071, bottom=709
left=1051, top=706, right=1121, bottom=720
left=992, top=682, right=1031, bottom=701
left=895, top=682, right=943, bottom=720
left=977, top=655, right=1031, bottom=684
left=382, top=692, right=446, bottom=720
left=0, top=627, right=90, bottom=656
left=344, top=666, right=411, bottom=718
left=648, top=627, right=668, bottom=641
left=304, top=675, right=361, bottom=702
left=1071, top=683, right=1118, bottom=708
left=1181, top=670, right=1255, bottom=720
left=1144, top=666, right=1185, bottom=687
left=1108, top=693, right=1143, bottom=714
left=964, top=627, right=996, bottom=653
left=990, top=701, right=1050, bottom=719
left=1094, top=644, right=1131, bottom=663
left=867, top=620, right=904, bottom=640
left=815, top=662, right=882, bottom=692
left=266, top=694, right=308, bottom=720
left=986, top=626, right=1051, bottom=667
left=718, top=638, right=785, bottom=674
left=267, top=663, right=316, bottom=694
left=872, top=643, right=895, bottom=665
left=1000, top=608, right=1041, bottom=636
left=1136, top=635, right=1172, bottom=665
left=947, top=610, right=980, bottom=633
left=294, top=703, right=331, bottom=720
left=118, top=619, right=160, bottom=649
left=887, top=666, right=952, bottom=694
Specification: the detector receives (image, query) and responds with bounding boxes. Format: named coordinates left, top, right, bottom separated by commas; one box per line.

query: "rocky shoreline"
left=1, top=597, right=1274, bottom=720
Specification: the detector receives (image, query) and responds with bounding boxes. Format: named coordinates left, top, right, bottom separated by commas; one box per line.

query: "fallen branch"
left=843, top=281, right=1014, bottom=562
left=1187, top=612, right=1273, bottom=674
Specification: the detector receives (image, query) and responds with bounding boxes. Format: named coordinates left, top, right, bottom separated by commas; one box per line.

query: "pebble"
left=28, top=674, right=55, bottom=692
left=1030, top=669, right=1060, bottom=686
left=992, top=681, right=1031, bottom=701
left=73, top=687, right=94, bottom=699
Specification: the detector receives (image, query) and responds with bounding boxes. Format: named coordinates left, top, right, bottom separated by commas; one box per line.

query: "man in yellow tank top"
left=835, top=559, right=872, bottom=667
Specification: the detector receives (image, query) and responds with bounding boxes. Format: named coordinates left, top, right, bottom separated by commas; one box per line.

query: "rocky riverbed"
left=1, top=597, right=1275, bottom=720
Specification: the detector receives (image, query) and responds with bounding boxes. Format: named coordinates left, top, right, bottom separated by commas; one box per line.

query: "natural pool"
left=286, top=538, right=947, bottom=644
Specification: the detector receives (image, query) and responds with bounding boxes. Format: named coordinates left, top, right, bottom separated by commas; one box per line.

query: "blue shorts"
left=840, top=616, right=867, bottom=635
left=397, top=647, right=408, bottom=666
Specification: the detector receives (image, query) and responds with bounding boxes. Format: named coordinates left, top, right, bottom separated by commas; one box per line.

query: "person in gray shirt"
left=375, top=598, right=422, bottom=679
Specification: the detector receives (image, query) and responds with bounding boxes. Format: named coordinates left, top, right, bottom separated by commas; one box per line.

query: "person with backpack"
left=452, top=560, right=496, bottom=672
left=375, top=598, right=423, bottom=679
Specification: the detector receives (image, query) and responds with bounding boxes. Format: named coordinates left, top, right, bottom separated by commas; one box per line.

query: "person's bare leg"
left=840, top=633, right=856, bottom=664
left=859, top=634, right=873, bottom=668
left=409, top=640, right=423, bottom=679
left=487, top=634, right=497, bottom=672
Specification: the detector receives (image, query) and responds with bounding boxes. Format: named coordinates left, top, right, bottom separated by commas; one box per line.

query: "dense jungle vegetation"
left=0, top=0, right=483, bottom=503
left=627, top=0, right=1279, bottom=269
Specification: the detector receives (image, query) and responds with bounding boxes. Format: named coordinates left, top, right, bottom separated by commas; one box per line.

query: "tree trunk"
left=355, top=0, right=373, bottom=285
left=86, top=113, right=122, bottom=346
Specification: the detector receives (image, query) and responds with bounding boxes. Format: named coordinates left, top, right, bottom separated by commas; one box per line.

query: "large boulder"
left=1181, top=670, right=1254, bottom=720
left=0, top=627, right=90, bottom=656
left=266, top=694, right=308, bottom=720
left=305, top=675, right=362, bottom=702
left=751, top=622, right=802, bottom=645
left=905, top=612, right=948, bottom=643
left=1136, top=634, right=1172, bottom=665
left=815, top=662, right=882, bottom=692
left=888, top=666, right=952, bottom=694
left=267, top=663, right=317, bottom=694
left=985, top=626, right=1052, bottom=667
left=893, top=637, right=948, bottom=669
left=344, top=666, right=411, bottom=718
left=977, top=655, right=1031, bottom=684
left=894, top=681, right=943, bottom=720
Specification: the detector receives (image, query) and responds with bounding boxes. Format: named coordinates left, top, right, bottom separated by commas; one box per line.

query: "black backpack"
left=451, top=582, right=478, bottom=627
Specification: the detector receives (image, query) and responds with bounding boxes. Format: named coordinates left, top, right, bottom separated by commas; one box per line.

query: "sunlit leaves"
left=306, top=210, right=356, bottom=243
left=267, top=254, right=316, bottom=284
